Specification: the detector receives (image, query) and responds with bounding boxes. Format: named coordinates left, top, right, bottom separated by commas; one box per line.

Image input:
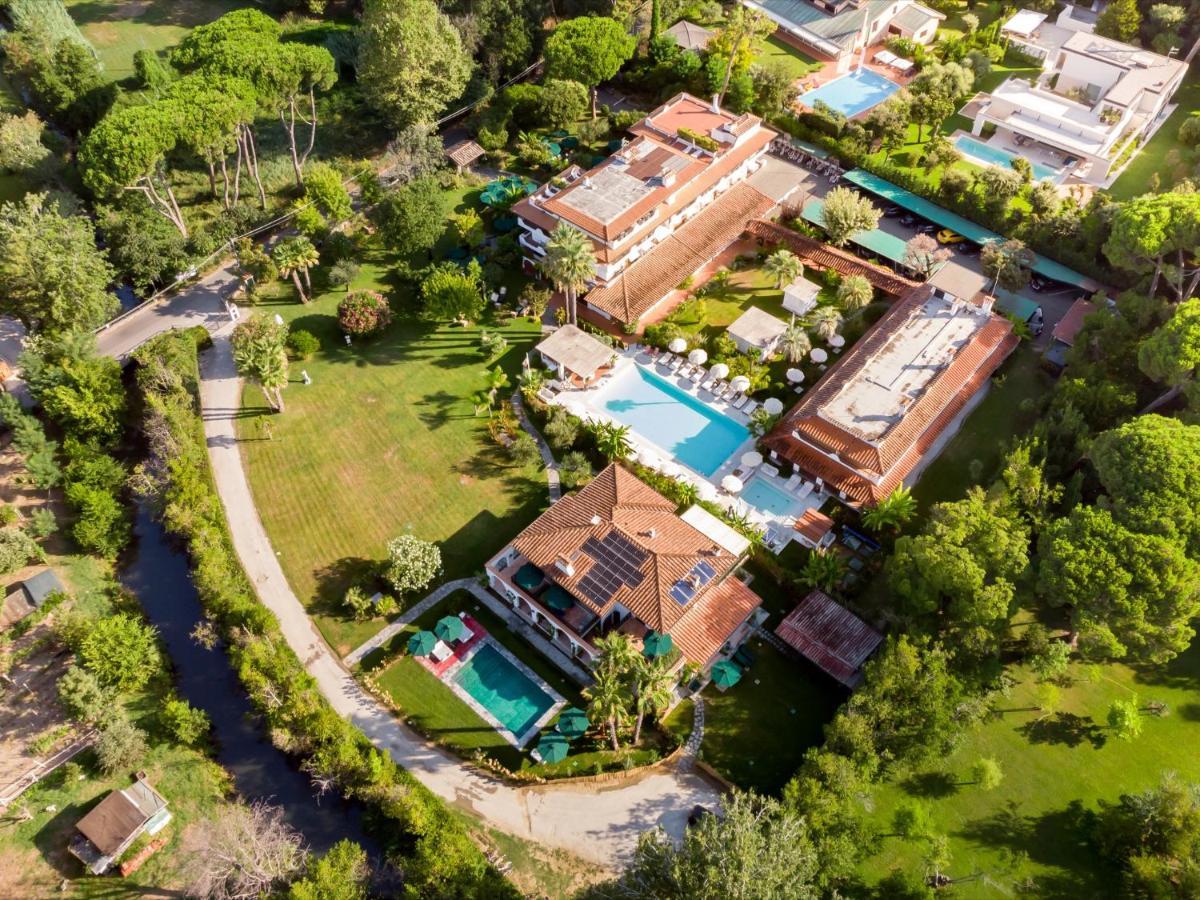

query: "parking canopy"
left=802, top=198, right=928, bottom=272
left=842, top=170, right=1100, bottom=293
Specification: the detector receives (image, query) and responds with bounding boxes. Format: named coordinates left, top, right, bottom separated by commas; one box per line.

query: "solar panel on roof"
left=577, top=533, right=648, bottom=605
left=670, top=560, right=717, bottom=606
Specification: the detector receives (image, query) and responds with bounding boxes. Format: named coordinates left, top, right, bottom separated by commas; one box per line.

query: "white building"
left=970, top=23, right=1187, bottom=184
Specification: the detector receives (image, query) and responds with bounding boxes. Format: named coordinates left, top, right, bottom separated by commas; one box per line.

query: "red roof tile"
left=776, top=590, right=883, bottom=687
left=1052, top=298, right=1096, bottom=346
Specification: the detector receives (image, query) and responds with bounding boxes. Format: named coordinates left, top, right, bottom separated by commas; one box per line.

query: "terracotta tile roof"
left=672, top=574, right=761, bottom=667
left=776, top=590, right=883, bottom=687
left=764, top=286, right=1018, bottom=505
left=445, top=140, right=485, bottom=168
left=583, top=183, right=776, bottom=323
left=745, top=219, right=917, bottom=297
left=1052, top=298, right=1096, bottom=346
left=795, top=508, right=835, bottom=543
left=509, top=465, right=760, bottom=654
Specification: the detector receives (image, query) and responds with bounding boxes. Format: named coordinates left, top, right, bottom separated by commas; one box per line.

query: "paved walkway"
left=511, top=393, right=560, bottom=502
left=679, top=696, right=705, bottom=773
left=342, top=578, right=477, bottom=667
left=198, top=327, right=722, bottom=870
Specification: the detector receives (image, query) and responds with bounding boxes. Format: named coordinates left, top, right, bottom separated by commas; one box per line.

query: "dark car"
left=1030, top=275, right=1052, bottom=292
left=882, top=205, right=902, bottom=217
left=898, top=212, right=918, bottom=227
left=915, top=222, right=937, bottom=234
left=958, top=241, right=981, bottom=255
left=688, top=805, right=715, bottom=828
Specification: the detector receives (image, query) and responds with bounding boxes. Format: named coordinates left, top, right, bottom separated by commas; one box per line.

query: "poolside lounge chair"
left=668, top=355, right=685, bottom=372
left=700, top=374, right=716, bottom=391
left=742, top=399, right=759, bottom=415
left=731, top=394, right=749, bottom=410
left=796, top=481, right=814, bottom=499
left=785, top=473, right=801, bottom=491
left=430, top=640, right=453, bottom=663
left=689, top=367, right=707, bottom=386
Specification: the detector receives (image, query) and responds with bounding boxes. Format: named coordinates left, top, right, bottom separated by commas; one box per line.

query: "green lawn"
left=859, top=644, right=1200, bottom=893
left=66, top=0, right=250, bottom=82
left=370, top=591, right=664, bottom=776
left=1108, top=76, right=1200, bottom=201
left=757, top=35, right=823, bottom=80
left=666, top=636, right=840, bottom=794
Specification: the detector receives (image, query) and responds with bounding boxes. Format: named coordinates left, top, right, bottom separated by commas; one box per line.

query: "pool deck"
left=792, top=52, right=913, bottom=121
left=949, top=129, right=1068, bottom=185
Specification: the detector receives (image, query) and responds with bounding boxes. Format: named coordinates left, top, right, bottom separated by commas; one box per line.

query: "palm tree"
left=675, top=480, right=699, bottom=506
left=862, top=485, right=918, bottom=533
left=631, top=657, right=676, bottom=745
left=764, top=249, right=803, bottom=288
left=541, top=223, right=595, bottom=325
left=810, top=306, right=843, bottom=342
left=517, top=366, right=545, bottom=402
left=584, top=666, right=630, bottom=751
left=232, top=316, right=290, bottom=413
left=798, top=549, right=846, bottom=592
left=778, top=324, right=812, bottom=364
left=482, top=367, right=510, bottom=409
left=272, top=237, right=320, bottom=303
left=836, top=275, right=874, bottom=314
left=591, top=421, right=632, bottom=461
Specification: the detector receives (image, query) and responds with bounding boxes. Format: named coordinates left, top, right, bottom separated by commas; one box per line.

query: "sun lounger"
left=785, top=473, right=801, bottom=491
left=669, top=355, right=685, bottom=372
left=700, top=375, right=716, bottom=391
left=796, top=481, right=814, bottom=499
left=430, top=640, right=453, bottom=663
left=690, top=367, right=707, bottom=385
left=731, top=394, right=749, bottom=410
left=742, top=399, right=759, bottom=415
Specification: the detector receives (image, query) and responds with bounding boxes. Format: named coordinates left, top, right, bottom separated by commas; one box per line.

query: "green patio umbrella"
left=543, top=585, right=574, bottom=612
left=556, top=707, right=589, bottom=739
left=535, top=732, right=570, bottom=763
left=408, top=630, right=437, bottom=657
left=642, top=631, right=674, bottom=659
left=514, top=562, right=544, bottom=592
left=435, top=615, right=468, bottom=643
left=711, top=659, right=743, bottom=689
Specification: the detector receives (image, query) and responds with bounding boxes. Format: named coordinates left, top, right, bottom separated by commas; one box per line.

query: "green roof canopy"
left=435, top=616, right=468, bottom=643
left=642, top=631, right=674, bottom=659
left=992, top=287, right=1041, bottom=323
left=556, top=707, right=590, bottom=738
left=842, top=169, right=1100, bottom=292
left=535, top=732, right=570, bottom=763
left=802, top=199, right=926, bottom=271
left=408, top=630, right=437, bottom=656
left=711, top=659, right=743, bottom=688
left=514, top=562, right=545, bottom=592
left=543, top=585, right=574, bottom=611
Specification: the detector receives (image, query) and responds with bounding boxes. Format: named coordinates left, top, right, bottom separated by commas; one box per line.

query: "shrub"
left=538, top=79, right=588, bottom=129
left=344, top=585, right=374, bottom=621
left=507, top=432, right=540, bottom=466
left=384, top=534, right=442, bottom=595
left=160, top=697, right=211, bottom=745
left=26, top=507, right=57, bottom=539
left=337, top=290, right=393, bottom=337
left=287, top=330, right=320, bottom=360
left=544, top=408, right=580, bottom=451
left=327, top=259, right=360, bottom=289
left=57, top=664, right=111, bottom=724
left=559, top=451, right=593, bottom=489
left=95, top=713, right=147, bottom=774
left=78, top=613, right=162, bottom=692
left=65, top=483, right=130, bottom=559
left=0, top=526, right=43, bottom=576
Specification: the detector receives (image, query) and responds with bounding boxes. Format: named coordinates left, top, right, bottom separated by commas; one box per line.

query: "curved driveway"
left=195, top=319, right=721, bottom=869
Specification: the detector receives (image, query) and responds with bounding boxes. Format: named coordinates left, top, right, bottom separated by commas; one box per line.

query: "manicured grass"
left=668, top=635, right=840, bottom=794
left=66, top=0, right=250, bottom=82
left=910, top=346, right=1051, bottom=511
left=1108, top=76, right=1200, bottom=201
left=757, top=35, right=823, bottom=80
left=859, top=643, right=1200, bottom=893
left=370, top=592, right=663, bottom=776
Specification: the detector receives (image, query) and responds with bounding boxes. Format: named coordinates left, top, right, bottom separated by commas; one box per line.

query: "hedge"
left=133, top=329, right=515, bottom=897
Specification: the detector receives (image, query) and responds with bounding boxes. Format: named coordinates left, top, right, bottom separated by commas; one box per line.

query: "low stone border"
left=693, top=759, right=738, bottom=793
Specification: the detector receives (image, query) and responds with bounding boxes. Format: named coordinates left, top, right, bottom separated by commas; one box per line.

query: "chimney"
left=647, top=528, right=658, bottom=540
left=590, top=514, right=602, bottom=525
left=555, top=555, right=576, bottom=577
left=661, top=170, right=676, bottom=188
left=711, top=93, right=720, bottom=114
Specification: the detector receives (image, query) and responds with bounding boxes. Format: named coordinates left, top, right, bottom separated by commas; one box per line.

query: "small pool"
left=797, top=69, right=900, bottom=118
left=596, top=366, right=749, bottom=476
left=953, top=135, right=1060, bottom=181
left=451, top=643, right=558, bottom=742
left=742, top=477, right=799, bottom=517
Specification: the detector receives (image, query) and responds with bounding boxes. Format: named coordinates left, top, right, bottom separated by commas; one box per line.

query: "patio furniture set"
left=874, top=50, right=914, bottom=73
left=645, top=347, right=761, bottom=416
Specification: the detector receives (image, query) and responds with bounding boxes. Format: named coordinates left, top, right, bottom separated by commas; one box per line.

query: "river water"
left=121, top=504, right=377, bottom=856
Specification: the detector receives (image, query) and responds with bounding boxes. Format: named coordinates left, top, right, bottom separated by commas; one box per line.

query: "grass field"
left=1108, top=76, right=1200, bottom=201
left=758, top=35, right=823, bottom=80
left=859, top=642, right=1200, bottom=893
left=66, top=0, right=249, bottom=81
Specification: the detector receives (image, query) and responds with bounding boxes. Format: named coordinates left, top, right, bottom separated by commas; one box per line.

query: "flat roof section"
left=819, top=292, right=990, bottom=443
left=556, top=165, right=657, bottom=227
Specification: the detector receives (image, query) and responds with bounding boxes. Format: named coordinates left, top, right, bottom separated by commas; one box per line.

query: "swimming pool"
left=742, top=477, right=799, bottom=517
left=451, top=642, right=559, bottom=743
left=953, top=135, right=1060, bottom=182
left=797, top=69, right=900, bottom=118
left=596, top=366, right=749, bottom=476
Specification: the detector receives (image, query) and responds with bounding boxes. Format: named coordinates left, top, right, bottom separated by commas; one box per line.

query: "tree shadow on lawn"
left=310, top=555, right=381, bottom=628
left=1129, top=640, right=1200, bottom=692
left=899, top=770, right=960, bottom=799
left=1017, top=712, right=1107, bottom=750
left=417, top=390, right=476, bottom=430
left=439, top=503, right=545, bottom=585
left=67, top=0, right=238, bottom=28
left=955, top=799, right=1112, bottom=898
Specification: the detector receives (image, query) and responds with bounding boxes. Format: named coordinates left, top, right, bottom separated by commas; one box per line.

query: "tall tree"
left=820, top=186, right=880, bottom=247
left=164, top=74, right=257, bottom=209
left=182, top=801, right=307, bottom=900
left=836, top=275, right=874, bottom=313
left=862, top=485, right=917, bottom=533
left=1105, top=193, right=1200, bottom=303
left=778, top=324, right=811, bottom=364
left=590, top=421, right=632, bottom=461
left=1095, top=773, right=1200, bottom=897
left=982, top=238, right=1035, bottom=294
left=0, top=193, right=118, bottom=333
left=902, top=233, right=950, bottom=280
left=1137, top=299, right=1200, bottom=414
left=630, top=657, right=675, bottom=745
left=357, top=0, right=473, bottom=130
left=287, top=840, right=369, bottom=900
left=540, top=223, right=596, bottom=325
left=543, top=16, right=636, bottom=119
left=809, top=306, right=843, bottom=342
left=374, top=176, right=447, bottom=258
left=764, top=249, right=802, bottom=288
left=585, top=664, right=630, bottom=751
left=272, top=237, right=320, bottom=304
left=1096, top=0, right=1142, bottom=41
left=232, top=316, right=291, bottom=413
left=709, top=6, right=776, bottom=106
left=421, top=261, right=486, bottom=324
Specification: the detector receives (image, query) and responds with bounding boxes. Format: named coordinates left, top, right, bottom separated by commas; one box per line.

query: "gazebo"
left=727, top=307, right=788, bottom=358
left=445, top=139, right=486, bottom=174
left=664, top=20, right=715, bottom=52
left=535, top=324, right=615, bottom=385
left=775, top=590, right=883, bottom=688
left=782, top=276, right=822, bottom=317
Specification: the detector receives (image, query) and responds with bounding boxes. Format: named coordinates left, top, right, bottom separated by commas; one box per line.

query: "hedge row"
left=132, top=329, right=515, bottom=897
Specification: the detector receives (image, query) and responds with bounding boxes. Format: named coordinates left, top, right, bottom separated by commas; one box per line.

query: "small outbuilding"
left=534, top=324, right=615, bottom=385
left=782, top=275, right=822, bottom=317
left=1, top=566, right=65, bottom=630
left=664, top=20, right=715, bottom=52
left=1044, top=296, right=1096, bottom=369
left=68, top=775, right=171, bottom=874
left=775, top=590, right=883, bottom=688
left=727, top=307, right=788, bottom=358
left=793, top=508, right=835, bottom=550
left=444, top=139, right=486, bottom=174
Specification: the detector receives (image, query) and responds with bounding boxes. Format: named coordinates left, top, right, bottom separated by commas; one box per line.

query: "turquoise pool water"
left=452, top=643, right=557, bottom=739
left=953, top=135, right=1060, bottom=182
left=797, top=69, right=900, bottom=118
left=742, top=477, right=799, bottom=516
left=598, top=366, right=749, bottom=476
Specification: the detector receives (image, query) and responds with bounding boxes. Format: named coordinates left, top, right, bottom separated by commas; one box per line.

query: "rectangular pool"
left=451, top=643, right=558, bottom=742
left=742, top=477, right=799, bottom=517
left=596, top=366, right=749, bottom=476
left=797, top=69, right=900, bottom=118
left=953, top=135, right=1060, bottom=182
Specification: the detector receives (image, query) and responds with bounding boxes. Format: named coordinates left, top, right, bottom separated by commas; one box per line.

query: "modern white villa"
left=967, top=14, right=1187, bottom=185
left=741, top=0, right=944, bottom=73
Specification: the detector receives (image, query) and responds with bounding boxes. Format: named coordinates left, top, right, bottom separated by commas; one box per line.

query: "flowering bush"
left=337, top=290, right=393, bottom=336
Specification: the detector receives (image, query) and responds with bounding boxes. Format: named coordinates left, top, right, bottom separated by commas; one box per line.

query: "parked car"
left=958, top=241, right=981, bottom=255
left=937, top=229, right=966, bottom=245
left=915, top=222, right=937, bottom=234
left=898, top=212, right=919, bottom=227
left=882, top=205, right=902, bottom=217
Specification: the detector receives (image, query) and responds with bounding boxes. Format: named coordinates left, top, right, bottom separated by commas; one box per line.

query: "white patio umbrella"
left=688, top=348, right=708, bottom=365
left=740, top=450, right=763, bottom=468
left=668, top=337, right=688, bottom=353
left=696, top=480, right=719, bottom=501
left=660, top=460, right=682, bottom=479
left=810, top=348, right=828, bottom=364
left=721, top=474, right=744, bottom=494
left=710, top=362, right=730, bottom=380
left=829, top=334, right=846, bottom=349
left=786, top=367, right=805, bottom=384
left=730, top=375, right=751, bottom=393
left=638, top=448, right=661, bottom=469
left=763, top=397, right=785, bottom=416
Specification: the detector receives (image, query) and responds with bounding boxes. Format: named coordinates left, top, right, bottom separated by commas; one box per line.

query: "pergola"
left=534, top=324, right=614, bottom=385
left=445, top=140, right=486, bottom=174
